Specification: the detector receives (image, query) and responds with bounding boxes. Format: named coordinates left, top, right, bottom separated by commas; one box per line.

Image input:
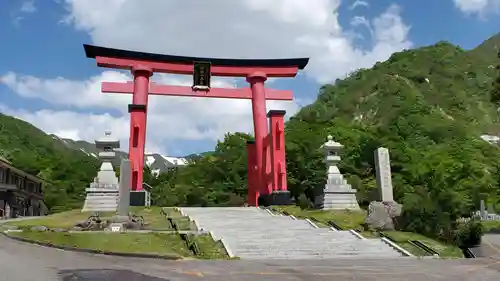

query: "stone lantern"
left=315, top=135, right=360, bottom=210
left=81, top=131, right=120, bottom=212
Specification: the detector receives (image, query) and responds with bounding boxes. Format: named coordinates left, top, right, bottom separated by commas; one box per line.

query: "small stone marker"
left=109, top=223, right=124, bottom=232
left=374, top=147, right=394, bottom=202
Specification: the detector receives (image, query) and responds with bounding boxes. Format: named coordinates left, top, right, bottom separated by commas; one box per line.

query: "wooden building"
left=0, top=157, right=46, bottom=218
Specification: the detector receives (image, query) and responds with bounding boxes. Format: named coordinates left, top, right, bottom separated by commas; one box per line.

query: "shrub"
left=452, top=220, right=484, bottom=248
left=297, top=194, right=312, bottom=210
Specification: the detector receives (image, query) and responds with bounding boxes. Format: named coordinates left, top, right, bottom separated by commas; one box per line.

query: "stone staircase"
left=180, top=207, right=403, bottom=259
left=81, top=187, right=118, bottom=212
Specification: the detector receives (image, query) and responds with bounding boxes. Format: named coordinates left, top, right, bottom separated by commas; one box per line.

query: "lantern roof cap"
left=322, top=135, right=343, bottom=149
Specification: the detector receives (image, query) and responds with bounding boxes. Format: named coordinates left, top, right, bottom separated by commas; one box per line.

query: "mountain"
left=51, top=135, right=189, bottom=174
left=469, top=32, right=500, bottom=61
left=0, top=113, right=99, bottom=212
left=146, top=33, right=500, bottom=240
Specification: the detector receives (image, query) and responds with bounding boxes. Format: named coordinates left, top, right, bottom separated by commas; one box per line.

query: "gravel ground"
left=1, top=234, right=500, bottom=280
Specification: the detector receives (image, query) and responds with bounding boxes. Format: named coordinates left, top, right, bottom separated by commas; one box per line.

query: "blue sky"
left=0, top=0, right=499, bottom=156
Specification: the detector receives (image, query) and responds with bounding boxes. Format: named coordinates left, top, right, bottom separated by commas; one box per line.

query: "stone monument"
left=117, top=159, right=131, bottom=217
left=374, top=147, right=393, bottom=202
left=81, top=131, right=120, bottom=212
left=315, top=135, right=360, bottom=210
left=365, top=147, right=402, bottom=230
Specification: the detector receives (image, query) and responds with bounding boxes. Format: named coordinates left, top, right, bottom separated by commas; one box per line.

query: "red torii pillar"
left=247, top=110, right=289, bottom=206
left=268, top=110, right=287, bottom=193
left=246, top=140, right=258, bottom=206
left=83, top=44, right=309, bottom=194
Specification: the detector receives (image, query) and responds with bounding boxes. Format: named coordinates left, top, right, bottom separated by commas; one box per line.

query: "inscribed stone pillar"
left=118, top=159, right=131, bottom=216
left=374, top=147, right=394, bottom=202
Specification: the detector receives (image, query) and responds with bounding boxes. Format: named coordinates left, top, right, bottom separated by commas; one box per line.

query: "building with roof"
left=0, top=157, right=46, bottom=218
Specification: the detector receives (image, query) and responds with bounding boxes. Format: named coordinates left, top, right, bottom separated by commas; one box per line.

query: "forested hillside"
left=0, top=114, right=98, bottom=212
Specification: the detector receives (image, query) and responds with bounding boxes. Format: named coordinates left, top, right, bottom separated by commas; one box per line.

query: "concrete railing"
left=305, top=218, right=319, bottom=228
left=208, top=230, right=235, bottom=258
left=349, top=229, right=366, bottom=240
left=381, top=237, right=414, bottom=257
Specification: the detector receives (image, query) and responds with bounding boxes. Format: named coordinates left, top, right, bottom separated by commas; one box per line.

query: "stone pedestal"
left=259, top=190, right=292, bottom=206
left=315, top=135, right=360, bottom=210
left=81, top=185, right=119, bottom=212
left=315, top=182, right=360, bottom=210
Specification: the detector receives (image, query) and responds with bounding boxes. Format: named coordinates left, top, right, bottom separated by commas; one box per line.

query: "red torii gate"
left=83, top=44, right=308, bottom=206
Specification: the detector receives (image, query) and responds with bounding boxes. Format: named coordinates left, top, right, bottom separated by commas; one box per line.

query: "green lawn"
left=482, top=220, right=500, bottom=231
left=3, top=207, right=229, bottom=259
left=271, top=205, right=463, bottom=258
left=3, top=210, right=114, bottom=229
left=193, top=234, right=233, bottom=259
left=129, top=206, right=170, bottom=229
left=162, top=207, right=197, bottom=230
left=8, top=231, right=230, bottom=259
left=383, top=231, right=463, bottom=258
left=271, top=205, right=366, bottom=229
left=4, top=207, right=170, bottom=230
left=8, top=231, right=189, bottom=258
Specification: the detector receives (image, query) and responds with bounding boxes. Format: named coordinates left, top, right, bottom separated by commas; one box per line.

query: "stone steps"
left=180, top=207, right=402, bottom=259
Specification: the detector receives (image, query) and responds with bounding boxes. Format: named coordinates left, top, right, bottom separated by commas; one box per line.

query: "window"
left=27, top=182, right=34, bottom=192
left=13, top=176, right=22, bottom=188
left=0, top=168, right=5, bottom=183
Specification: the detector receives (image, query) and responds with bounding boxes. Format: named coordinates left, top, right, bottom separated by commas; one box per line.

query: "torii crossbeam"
left=84, top=44, right=309, bottom=206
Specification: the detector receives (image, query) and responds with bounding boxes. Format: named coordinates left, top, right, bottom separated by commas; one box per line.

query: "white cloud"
left=1, top=0, right=412, bottom=154
left=11, top=0, right=37, bottom=25
left=62, top=0, right=411, bottom=84
left=20, top=1, right=37, bottom=13
left=453, top=0, right=500, bottom=16
left=349, top=0, right=369, bottom=10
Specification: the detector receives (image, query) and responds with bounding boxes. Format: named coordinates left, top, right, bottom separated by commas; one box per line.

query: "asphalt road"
left=1, top=234, right=500, bottom=281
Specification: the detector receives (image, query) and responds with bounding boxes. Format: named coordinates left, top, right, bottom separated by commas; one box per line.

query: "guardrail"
left=179, top=233, right=201, bottom=255
left=161, top=210, right=202, bottom=256
left=409, top=240, right=440, bottom=256
left=326, top=220, right=343, bottom=230
left=379, top=232, right=395, bottom=242
left=462, top=247, right=476, bottom=258
left=380, top=237, right=414, bottom=257
left=349, top=229, right=366, bottom=240
left=380, top=232, right=443, bottom=257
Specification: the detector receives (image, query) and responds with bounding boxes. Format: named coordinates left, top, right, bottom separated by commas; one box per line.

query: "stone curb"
left=1, top=232, right=183, bottom=260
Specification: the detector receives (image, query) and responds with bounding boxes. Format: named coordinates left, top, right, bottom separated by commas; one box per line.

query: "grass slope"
left=2, top=207, right=229, bottom=259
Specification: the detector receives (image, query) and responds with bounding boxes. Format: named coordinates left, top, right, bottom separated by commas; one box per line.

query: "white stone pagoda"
left=81, top=131, right=120, bottom=212
left=315, top=135, right=360, bottom=210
